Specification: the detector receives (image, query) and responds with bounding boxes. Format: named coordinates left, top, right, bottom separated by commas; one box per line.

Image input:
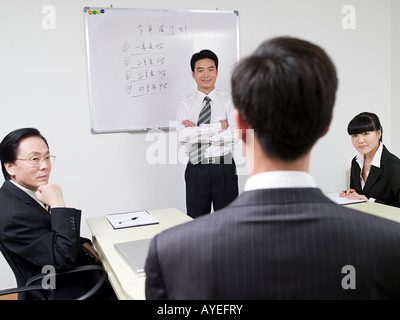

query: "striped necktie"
left=189, top=96, right=211, bottom=164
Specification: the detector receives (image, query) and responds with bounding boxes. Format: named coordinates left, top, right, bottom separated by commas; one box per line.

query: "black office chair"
left=0, top=283, right=55, bottom=300
left=0, top=242, right=107, bottom=300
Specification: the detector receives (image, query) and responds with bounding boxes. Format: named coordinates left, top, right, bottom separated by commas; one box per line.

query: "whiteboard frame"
left=84, top=7, right=240, bottom=134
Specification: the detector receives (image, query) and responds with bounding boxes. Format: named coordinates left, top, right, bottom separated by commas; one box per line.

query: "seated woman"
left=340, top=112, right=400, bottom=207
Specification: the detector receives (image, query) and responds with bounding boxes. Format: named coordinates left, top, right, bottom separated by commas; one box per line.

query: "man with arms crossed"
left=177, top=49, right=238, bottom=218
left=145, top=37, right=400, bottom=299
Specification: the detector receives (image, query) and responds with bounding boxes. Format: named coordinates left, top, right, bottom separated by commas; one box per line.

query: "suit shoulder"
left=382, top=145, right=400, bottom=162
left=0, top=187, right=21, bottom=222
left=381, top=148, right=400, bottom=174
left=155, top=213, right=224, bottom=248
left=387, top=152, right=400, bottom=165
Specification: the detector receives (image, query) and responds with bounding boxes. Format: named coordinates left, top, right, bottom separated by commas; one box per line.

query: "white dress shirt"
left=244, top=171, right=317, bottom=191
left=176, top=89, right=236, bottom=159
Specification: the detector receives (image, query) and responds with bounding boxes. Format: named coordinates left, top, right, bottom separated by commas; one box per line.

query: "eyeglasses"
left=15, top=155, right=56, bottom=167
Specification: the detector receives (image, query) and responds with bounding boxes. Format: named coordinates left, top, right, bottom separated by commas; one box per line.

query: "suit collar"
left=2, top=180, right=43, bottom=210
left=380, top=145, right=391, bottom=166
left=352, top=167, right=362, bottom=192
left=355, top=142, right=383, bottom=169
left=360, top=145, right=390, bottom=194
left=354, top=144, right=390, bottom=169
left=9, top=180, right=40, bottom=202
left=230, top=187, right=330, bottom=207
left=363, top=166, right=382, bottom=194
left=351, top=144, right=391, bottom=194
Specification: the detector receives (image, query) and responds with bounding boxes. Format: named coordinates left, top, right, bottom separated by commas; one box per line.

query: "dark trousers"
left=185, top=159, right=238, bottom=219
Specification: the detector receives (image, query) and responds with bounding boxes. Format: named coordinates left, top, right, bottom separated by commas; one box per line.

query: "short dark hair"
left=231, top=37, right=338, bottom=161
left=190, top=49, right=219, bottom=72
left=0, top=128, right=49, bottom=180
left=347, top=112, right=383, bottom=142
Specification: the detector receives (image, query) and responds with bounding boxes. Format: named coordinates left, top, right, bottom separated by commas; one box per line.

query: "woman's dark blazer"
left=350, top=145, right=400, bottom=207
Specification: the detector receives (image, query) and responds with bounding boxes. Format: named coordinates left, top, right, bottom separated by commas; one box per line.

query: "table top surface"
left=345, top=201, right=400, bottom=223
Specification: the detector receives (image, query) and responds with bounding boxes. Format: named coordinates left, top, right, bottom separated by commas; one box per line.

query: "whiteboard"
left=84, top=7, right=239, bottom=133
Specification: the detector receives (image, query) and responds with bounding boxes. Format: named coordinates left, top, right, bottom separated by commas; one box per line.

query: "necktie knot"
left=204, top=96, right=211, bottom=103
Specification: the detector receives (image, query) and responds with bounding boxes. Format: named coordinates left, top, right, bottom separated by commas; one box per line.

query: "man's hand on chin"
left=36, top=183, right=66, bottom=208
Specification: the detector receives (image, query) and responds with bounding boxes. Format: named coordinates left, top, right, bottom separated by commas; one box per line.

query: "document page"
left=106, top=210, right=159, bottom=229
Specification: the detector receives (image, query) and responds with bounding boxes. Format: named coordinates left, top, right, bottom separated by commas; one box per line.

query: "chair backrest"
left=0, top=241, right=26, bottom=288
left=0, top=237, right=110, bottom=300
left=0, top=242, right=53, bottom=299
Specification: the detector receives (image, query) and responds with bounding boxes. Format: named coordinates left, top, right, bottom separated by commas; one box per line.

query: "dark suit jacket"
left=350, top=145, right=400, bottom=207
left=0, top=180, right=96, bottom=299
left=145, top=187, right=400, bottom=300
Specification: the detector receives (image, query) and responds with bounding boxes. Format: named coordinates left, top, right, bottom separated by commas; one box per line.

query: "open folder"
left=106, top=210, right=159, bottom=229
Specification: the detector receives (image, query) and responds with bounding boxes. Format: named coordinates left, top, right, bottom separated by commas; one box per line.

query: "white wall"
left=0, top=0, right=395, bottom=289
left=391, top=0, right=400, bottom=157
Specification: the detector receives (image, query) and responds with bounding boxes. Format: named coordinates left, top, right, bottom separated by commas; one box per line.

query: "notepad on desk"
left=106, top=210, right=159, bottom=229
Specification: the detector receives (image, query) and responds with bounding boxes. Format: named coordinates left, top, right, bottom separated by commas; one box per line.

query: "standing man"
left=177, top=49, right=238, bottom=218
left=146, top=37, right=400, bottom=299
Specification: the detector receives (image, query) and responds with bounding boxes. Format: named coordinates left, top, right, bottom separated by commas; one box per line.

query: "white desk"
left=346, top=201, right=400, bottom=223
left=86, top=208, right=192, bottom=300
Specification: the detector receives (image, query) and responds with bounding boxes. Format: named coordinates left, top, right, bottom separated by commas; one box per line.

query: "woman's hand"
left=340, top=188, right=368, bottom=201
